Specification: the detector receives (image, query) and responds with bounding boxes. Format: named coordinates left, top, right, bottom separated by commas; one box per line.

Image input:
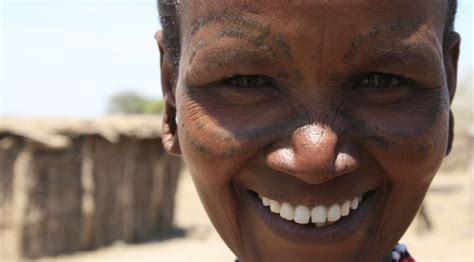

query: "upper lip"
left=237, top=170, right=381, bottom=207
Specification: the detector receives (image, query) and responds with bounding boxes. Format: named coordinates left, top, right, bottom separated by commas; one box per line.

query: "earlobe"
left=446, top=110, right=454, bottom=156
left=156, top=30, right=181, bottom=156
left=162, top=98, right=181, bottom=156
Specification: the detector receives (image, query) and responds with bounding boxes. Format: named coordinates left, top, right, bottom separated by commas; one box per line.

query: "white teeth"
left=350, top=197, right=359, bottom=210
left=270, top=200, right=281, bottom=213
left=341, top=201, right=351, bottom=217
left=262, top=196, right=271, bottom=207
left=311, top=205, right=327, bottom=223
left=259, top=192, right=366, bottom=227
left=327, top=204, right=341, bottom=222
left=294, top=205, right=311, bottom=224
left=280, top=203, right=294, bottom=221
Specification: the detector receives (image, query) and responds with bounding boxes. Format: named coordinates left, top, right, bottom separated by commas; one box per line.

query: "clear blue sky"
left=1, top=0, right=473, bottom=117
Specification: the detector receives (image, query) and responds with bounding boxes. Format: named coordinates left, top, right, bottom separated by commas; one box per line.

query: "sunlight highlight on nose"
left=300, top=124, right=325, bottom=146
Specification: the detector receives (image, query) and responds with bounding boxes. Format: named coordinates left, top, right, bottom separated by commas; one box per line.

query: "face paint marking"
left=183, top=16, right=444, bottom=161
left=182, top=93, right=445, bottom=163
left=189, top=10, right=294, bottom=63
left=273, top=34, right=294, bottom=62
left=225, top=113, right=309, bottom=141
left=182, top=104, right=388, bottom=159
left=329, top=22, right=421, bottom=85
left=185, top=12, right=305, bottom=82
left=180, top=112, right=309, bottom=158
left=185, top=41, right=301, bottom=84
left=188, top=39, right=211, bottom=65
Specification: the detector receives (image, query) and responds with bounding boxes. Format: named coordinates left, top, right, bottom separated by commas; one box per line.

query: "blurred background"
left=1, top=0, right=473, bottom=261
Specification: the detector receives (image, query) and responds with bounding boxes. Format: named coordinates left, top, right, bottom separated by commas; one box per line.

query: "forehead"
left=177, top=0, right=448, bottom=85
left=179, top=0, right=448, bottom=23
left=178, top=0, right=448, bottom=46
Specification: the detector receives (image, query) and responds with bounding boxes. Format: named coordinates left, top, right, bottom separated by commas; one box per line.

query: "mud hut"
left=0, top=116, right=182, bottom=260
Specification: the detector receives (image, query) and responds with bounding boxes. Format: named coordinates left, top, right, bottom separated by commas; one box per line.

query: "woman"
left=156, top=0, right=461, bottom=261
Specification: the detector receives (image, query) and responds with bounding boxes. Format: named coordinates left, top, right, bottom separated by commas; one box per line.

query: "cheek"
left=371, top=110, right=448, bottom=187
left=175, top=83, right=299, bottom=167
left=358, top=103, right=449, bottom=253
left=175, top=91, right=261, bottom=255
left=175, top=90, right=263, bottom=187
left=348, top=88, right=450, bottom=187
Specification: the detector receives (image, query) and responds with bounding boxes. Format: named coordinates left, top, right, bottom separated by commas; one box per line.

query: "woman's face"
left=159, top=0, right=459, bottom=260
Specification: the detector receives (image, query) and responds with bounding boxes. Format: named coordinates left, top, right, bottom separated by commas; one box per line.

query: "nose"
left=265, top=123, right=360, bottom=184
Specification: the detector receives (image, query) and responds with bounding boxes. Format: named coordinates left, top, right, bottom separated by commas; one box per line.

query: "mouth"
left=247, top=189, right=376, bottom=244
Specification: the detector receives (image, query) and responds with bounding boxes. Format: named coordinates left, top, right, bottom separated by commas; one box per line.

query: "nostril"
left=333, top=143, right=360, bottom=175
left=266, top=147, right=296, bottom=174
left=333, top=151, right=359, bottom=174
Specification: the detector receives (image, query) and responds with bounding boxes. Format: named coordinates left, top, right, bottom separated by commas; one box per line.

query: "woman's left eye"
left=356, top=73, right=408, bottom=89
left=223, top=75, right=272, bottom=89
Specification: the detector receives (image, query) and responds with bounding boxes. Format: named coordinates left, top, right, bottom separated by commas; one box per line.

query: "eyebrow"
left=187, top=10, right=294, bottom=63
left=185, top=45, right=303, bottom=85
left=374, top=41, right=442, bottom=67
left=358, top=41, right=444, bottom=85
left=190, top=10, right=259, bottom=37
left=331, top=22, right=444, bottom=83
left=193, top=46, right=279, bottom=68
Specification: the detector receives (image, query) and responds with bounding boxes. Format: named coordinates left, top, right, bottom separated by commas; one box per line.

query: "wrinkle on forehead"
left=179, top=0, right=447, bottom=85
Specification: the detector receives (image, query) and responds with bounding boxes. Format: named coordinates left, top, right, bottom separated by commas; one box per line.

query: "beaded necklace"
left=234, top=244, right=415, bottom=262
left=390, top=244, right=415, bottom=262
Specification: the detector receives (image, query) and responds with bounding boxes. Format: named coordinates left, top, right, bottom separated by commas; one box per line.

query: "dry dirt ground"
left=32, top=168, right=473, bottom=262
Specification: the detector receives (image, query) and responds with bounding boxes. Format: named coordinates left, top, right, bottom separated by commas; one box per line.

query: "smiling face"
left=158, top=0, right=460, bottom=260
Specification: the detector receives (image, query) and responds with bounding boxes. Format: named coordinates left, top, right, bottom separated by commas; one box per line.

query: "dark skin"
left=157, top=0, right=460, bottom=261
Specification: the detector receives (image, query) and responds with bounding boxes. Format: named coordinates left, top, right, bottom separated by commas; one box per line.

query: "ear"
left=155, top=31, right=181, bottom=156
left=444, top=32, right=460, bottom=156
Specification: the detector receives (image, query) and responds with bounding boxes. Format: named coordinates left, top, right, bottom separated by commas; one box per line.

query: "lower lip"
left=247, top=190, right=375, bottom=244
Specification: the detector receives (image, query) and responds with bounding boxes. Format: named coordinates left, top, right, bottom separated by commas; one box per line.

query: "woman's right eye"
left=223, top=75, right=272, bottom=89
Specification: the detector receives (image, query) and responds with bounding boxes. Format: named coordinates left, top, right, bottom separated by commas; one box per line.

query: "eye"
left=223, top=75, right=272, bottom=89
left=355, top=73, right=409, bottom=89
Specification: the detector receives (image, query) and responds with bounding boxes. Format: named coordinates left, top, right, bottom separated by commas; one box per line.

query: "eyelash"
left=222, top=73, right=411, bottom=90
left=354, top=73, right=411, bottom=90
left=222, top=75, right=274, bottom=89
